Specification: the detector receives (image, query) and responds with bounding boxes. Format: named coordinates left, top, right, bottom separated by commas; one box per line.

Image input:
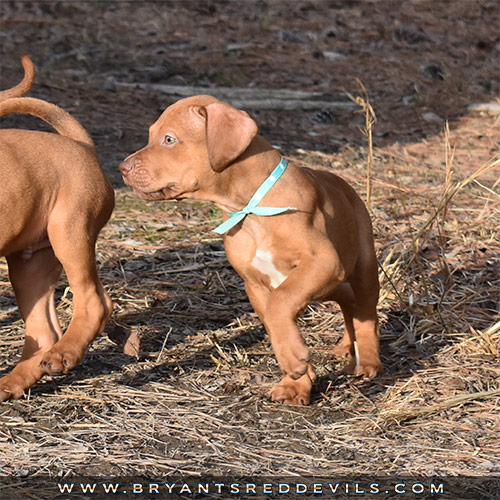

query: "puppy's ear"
left=204, top=102, right=258, bottom=172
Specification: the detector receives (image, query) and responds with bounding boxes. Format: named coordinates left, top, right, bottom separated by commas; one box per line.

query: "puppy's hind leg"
left=0, top=247, right=62, bottom=401
left=331, top=282, right=356, bottom=360
left=343, top=255, right=382, bottom=378
left=39, top=209, right=112, bottom=375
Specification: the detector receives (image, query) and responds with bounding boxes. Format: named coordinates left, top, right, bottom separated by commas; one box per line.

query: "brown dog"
left=0, top=55, right=114, bottom=401
left=120, top=95, right=382, bottom=405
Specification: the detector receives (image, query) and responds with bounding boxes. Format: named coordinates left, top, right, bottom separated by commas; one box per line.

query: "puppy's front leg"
left=258, top=255, right=343, bottom=405
left=244, top=277, right=314, bottom=405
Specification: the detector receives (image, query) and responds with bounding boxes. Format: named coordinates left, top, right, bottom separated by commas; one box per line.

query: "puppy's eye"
left=163, top=134, right=177, bottom=145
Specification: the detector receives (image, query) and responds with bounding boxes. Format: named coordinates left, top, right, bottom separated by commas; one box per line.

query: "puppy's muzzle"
left=119, top=156, right=138, bottom=176
left=119, top=157, right=154, bottom=193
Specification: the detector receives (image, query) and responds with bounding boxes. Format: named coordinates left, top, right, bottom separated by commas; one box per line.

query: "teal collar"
left=212, top=157, right=296, bottom=234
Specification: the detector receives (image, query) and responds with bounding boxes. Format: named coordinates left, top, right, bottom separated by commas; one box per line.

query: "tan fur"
left=0, top=55, right=114, bottom=401
left=0, top=54, right=35, bottom=102
left=121, top=95, right=382, bottom=405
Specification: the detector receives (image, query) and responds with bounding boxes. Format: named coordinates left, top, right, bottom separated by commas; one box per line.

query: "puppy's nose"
left=120, top=157, right=137, bottom=175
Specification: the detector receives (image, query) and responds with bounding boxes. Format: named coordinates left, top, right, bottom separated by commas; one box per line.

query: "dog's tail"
left=0, top=54, right=35, bottom=102
left=0, top=55, right=95, bottom=151
left=0, top=97, right=96, bottom=151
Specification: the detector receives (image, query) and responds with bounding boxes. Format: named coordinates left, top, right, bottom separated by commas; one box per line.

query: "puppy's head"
left=120, top=95, right=258, bottom=201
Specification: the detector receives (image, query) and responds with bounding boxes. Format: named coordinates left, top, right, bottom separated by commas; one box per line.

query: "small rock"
left=14, top=469, right=30, bottom=477
left=393, top=26, right=429, bottom=44
left=148, top=63, right=170, bottom=82
left=467, top=103, right=500, bottom=114
left=420, top=63, right=445, bottom=81
left=312, top=109, right=336, bottom=124
left=278, top=29, right=306, bottom=44
left=323, top=25, right=339, bottom=38
left=226, top=42, right=252, bottom=53
left=402, top=95, right=416, bottom=105
left=123, top=238, right=144, bottom=246
left=102, top=77, right=116, bottom=92
left=421, top=112, right=444, bottom=124
left=322, top=50, right=347, bottom=61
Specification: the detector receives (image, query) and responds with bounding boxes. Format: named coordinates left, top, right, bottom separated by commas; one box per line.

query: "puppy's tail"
left=0, top=97, right=96, bottom=151
left=0, top=54, right=35, bottom=102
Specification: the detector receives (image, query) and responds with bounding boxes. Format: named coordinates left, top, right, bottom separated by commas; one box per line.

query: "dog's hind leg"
left=331, top=282, right=356, bottom=359
left=342, top=252, right=382, bottom=378
left=39, top=209, right=112, bottom=375
left=0, top=247, right=62, bottom=400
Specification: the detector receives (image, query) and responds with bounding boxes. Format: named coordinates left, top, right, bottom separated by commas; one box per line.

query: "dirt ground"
left=0, top=0, right=499, bottom=495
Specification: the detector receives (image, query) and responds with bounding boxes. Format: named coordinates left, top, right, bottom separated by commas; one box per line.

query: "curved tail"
left=0, top=97, right=96, bottom=151
left=0, top=54, right=35, bottom=102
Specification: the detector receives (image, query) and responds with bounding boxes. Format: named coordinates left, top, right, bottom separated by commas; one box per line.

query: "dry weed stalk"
left=346, top=78, right=376, bottom=212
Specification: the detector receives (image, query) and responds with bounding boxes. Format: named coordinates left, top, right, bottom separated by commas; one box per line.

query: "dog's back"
left=0, top=55, right=112, bottom=256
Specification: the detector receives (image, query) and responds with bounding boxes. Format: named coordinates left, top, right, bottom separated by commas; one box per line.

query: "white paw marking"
left=251, top=249, right=288, bottom=289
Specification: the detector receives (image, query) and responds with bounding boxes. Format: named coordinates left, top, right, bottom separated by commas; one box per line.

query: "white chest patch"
left=251, top=249, right=288, bottom=289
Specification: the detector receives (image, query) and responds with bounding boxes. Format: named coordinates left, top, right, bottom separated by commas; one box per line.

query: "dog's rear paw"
left=0, top=376, right=26, bottom=401
left=343, top=358, right=382, bottom=378
left=40, top=347, right=81, bottom=374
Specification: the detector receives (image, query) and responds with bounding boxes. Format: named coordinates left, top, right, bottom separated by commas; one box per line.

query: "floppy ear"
left=204, top=102, right=258, bottom=172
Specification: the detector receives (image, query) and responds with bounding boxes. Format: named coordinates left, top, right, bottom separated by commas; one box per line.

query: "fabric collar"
left=212, top=157, right=296, bottom=234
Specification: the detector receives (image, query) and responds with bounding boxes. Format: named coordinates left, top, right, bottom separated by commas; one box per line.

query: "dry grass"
left=346, top=78, right=377, bottom=212
left=1, top=110, right=498, bottom=480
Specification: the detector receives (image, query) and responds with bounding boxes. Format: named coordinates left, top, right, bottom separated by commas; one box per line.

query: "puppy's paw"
left=268, top=374, right=312, bottom=406
left=359, top=362, right=383, bottom=378
left=40, top=347, right=81, bottom=374
left=0, top=375, right=26, bottom=401
left=332, top=342, right=353, bottom=358
left=268, top=364, right=316, bottom=406
left=343, top=357, right=382, bottom=378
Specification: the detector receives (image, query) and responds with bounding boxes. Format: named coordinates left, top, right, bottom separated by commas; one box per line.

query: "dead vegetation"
left=0, top=0, right=499, bottom=488
left=1, top=110, right=498, bottom=480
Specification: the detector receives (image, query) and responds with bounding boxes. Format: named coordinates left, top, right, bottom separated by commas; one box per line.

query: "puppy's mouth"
left=120, top=166, right=186, bottom=201
left=132, top=183, right=183, bottom=202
